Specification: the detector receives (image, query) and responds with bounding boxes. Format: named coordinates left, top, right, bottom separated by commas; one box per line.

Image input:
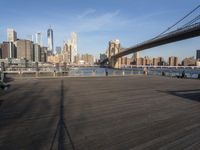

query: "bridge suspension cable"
left=182, top=14, right=200, bottom=27
left=156, top=4, right=200, bottom=37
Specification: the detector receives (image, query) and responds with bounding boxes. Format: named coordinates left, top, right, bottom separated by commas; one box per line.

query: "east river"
left=66, top=67, right=200, bottom=79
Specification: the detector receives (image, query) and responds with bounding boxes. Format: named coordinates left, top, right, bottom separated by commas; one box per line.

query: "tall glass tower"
left=35, top=32, right=42, bottom=46
left=47, top=28, right=54, bottom=54
left=196, top=50, right=200, bottom=60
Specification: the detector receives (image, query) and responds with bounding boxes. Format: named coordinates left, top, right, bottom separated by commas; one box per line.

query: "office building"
left=168, top=56, right=178, bottom=66
left=47, top=28, right=54, bottom=53
left=157, top=57, right=164, bottom=65
left=74, top=54, right=80, bottom=64
left=153, top=57, right=164, bottom=66
left=133, top=52, right=140, bottom=60
left=143, top=56, right=152, bottom=66
left=65, top=32, right=78, bottom=63
left=35, top=32, right=42, bottom=46
left=182, top=57, right=196, bottom=66
left=33, top=44, right=41, bottom=62
left=7, top=28, right=17, bottom=42
left=137, top=57, right=144, bottom=66
left=70, top=32, right=78, bottom=56
left=1, top=42, right=9, bottom=58
left=121, top=57, right=131, bottom=66
left=0, top=42, right=16, bottom=59
left=63, top=43, right=71, bottom=64
left=15, top=39, right=33, bottom=61
left=196, top=50, right=200, bottom=60
left=41, top=47, right=47, bottom=63
left=131, top=52, right=141, bottom=65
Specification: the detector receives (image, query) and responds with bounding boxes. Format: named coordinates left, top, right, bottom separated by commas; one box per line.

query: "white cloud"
left=71, top=10, right=128, bottom=33
left=77, top=8, right=96, bottom=19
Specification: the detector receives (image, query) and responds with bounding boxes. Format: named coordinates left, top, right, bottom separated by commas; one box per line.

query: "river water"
left=66, top=67, right=200, bottom=79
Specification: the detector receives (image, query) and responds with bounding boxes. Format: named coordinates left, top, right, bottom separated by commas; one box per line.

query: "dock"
left=0, top=76, right=200, bottom=150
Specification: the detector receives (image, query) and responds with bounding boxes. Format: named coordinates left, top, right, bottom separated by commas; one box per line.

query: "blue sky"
left=0, top=0, right=200, bottom=61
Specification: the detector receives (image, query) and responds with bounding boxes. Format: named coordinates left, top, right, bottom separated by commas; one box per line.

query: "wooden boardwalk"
left=0, top=76, right=200, bottom=150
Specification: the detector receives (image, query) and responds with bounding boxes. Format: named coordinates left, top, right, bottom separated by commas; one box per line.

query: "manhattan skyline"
left=0, top=0, right=200, bottom=60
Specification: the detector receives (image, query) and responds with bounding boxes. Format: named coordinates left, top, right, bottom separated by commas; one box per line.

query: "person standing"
left=143, top=67, right=148, bottom=76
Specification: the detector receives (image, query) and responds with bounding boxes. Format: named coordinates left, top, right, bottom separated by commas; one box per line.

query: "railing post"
left=35, top=62, right=39, bottom=77
left=1, top=62, right=5, bottom=82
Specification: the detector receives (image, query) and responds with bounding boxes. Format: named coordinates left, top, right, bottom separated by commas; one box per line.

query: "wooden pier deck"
left=0, top=76, right=200, bottom=150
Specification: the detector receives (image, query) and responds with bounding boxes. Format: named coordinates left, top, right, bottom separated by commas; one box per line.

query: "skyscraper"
left=70, top=32, right=77, bottom=56
left=47, top=28, right=54, bottom=54
left=33, top=44, right=41, bottom=62
left=35, top=32, right=42, bottom=46
left=7, top=28, right=17, bottom=42
left=196, top=50, right=200, bottom=60
left=66, top=32, right=78, bottom=63
left=63, top=42, right=71, bottom=64
left=64, top=32, right=78, bottom=63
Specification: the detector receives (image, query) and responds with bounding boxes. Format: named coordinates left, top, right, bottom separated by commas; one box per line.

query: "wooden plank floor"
left=0, top=76, right=200, bottom=150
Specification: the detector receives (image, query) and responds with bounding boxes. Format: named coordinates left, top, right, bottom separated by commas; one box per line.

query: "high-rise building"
left=137, top=57, right=144, bottom=66
left=63, top=43, right=71, bottom=64
left=132, top=52, right=140, bottom=65
left=134, top=52, right=140, bottom=60
left=0, top=42, right=16, bottom=59
left=153, top=57, right=164, bottom=66
left=41, top=47, right=48, bottom=63
left=33, top=44, right=41, bottom=62
left=157, top=57, right=164, bottom=65
left=168, top=56, right=178, bottom=66
left=47, top=28, right=54, bottom=53
left=35, top=32, right=42, bottom=46
left=74, top=54, right=80, bottom=64
left=1, top=42, right=9, bottom=58
left=121, top=57, right=131, bottom=66
left=7, top=28, right=17, bottom=42
left=66, top=32, right=78, bottom=63
left=14, top=39, right=33, bottom=61
left=196, top=50, right=200, bottom=60
left=70, top=32, right=77, bottom=56
left=143, top=56, right=152, bottom=66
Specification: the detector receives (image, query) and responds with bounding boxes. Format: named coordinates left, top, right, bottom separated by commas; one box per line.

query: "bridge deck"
left=0, top=76, right=200, bottom=150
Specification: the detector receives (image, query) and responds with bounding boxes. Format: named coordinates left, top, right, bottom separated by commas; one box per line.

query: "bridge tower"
left=108, top=39, right=121, bottom=68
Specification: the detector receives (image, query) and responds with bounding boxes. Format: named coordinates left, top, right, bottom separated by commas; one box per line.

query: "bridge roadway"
left=102, top=23, right=200, bottom=64
left=0, top=76, right=200, bottom=150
